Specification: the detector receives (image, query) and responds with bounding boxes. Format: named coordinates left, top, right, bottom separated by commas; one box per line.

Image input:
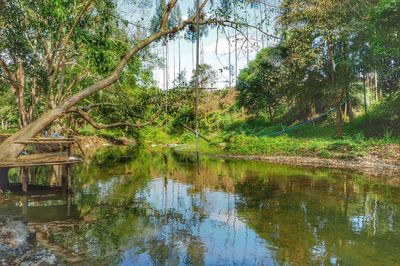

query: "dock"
left=0, top=137, right=84, bottom=193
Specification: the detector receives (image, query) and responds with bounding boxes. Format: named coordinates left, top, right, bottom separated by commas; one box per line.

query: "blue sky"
left=118, top=0, right=279, bottom=89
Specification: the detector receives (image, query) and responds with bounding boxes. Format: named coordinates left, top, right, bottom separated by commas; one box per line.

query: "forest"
left=0, top=0, right=399, bottom=164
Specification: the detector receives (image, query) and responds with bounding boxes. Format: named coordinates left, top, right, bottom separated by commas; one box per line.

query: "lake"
left=1, top=147, right=400, bottom=265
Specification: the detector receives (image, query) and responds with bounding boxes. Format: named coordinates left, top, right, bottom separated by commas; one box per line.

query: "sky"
left=118, top=0, right=279, bottom=89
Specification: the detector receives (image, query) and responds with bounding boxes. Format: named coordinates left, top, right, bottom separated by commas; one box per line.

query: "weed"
left=354, top=132, right=365, bottom=142
left=383, top=127, right=393, bottom=143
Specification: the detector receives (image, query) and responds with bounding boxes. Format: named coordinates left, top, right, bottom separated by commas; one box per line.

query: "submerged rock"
left=20, top=249, right=58, bottom=266
left=0, top=215, right=57, bottom=265
left=0, top=216, right=35, bottom=260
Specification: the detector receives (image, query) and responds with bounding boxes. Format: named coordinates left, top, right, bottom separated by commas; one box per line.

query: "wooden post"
left=68, top=142, right=73, bottom=157
left=61, top=164, right=72, bottom=194
left=67, top=193, right=72, bottom=217
left=61, top=165, right=68, bottom=196
left=67, top=165, right=72, bottom=193
left=21, top=167, right=29, bottom=193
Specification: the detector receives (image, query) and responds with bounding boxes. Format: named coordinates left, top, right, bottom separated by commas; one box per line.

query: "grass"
left=174, top=132, right=400, bottom=160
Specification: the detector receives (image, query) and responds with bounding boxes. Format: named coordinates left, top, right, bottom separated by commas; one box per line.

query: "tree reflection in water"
left=1, top=147, right=400, bottom=265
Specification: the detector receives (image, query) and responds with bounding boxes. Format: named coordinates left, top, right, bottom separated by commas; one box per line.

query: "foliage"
left=236, top=47, right=287, bottom=122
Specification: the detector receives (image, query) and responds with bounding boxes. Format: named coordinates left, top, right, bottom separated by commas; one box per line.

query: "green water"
left=1, top=147, right=400, bottom=265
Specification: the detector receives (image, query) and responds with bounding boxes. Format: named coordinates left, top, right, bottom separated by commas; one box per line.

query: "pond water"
left=1, top=147, right=400, bottom=265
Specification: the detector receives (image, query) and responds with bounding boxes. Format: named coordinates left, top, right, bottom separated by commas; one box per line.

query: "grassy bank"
left=170, top=132, right=399, bottom=163
left=167, top=93, right=400, bottom=163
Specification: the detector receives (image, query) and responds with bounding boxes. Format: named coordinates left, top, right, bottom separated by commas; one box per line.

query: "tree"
left=279, top=0, right=369, bottom=137
left=362, top=0, right=400, bottom=95
left=236, top=47, right=286, bottom=123
left=0, top=0, right=141, bottom=130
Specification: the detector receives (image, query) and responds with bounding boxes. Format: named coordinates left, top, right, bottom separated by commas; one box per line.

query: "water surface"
left=1, top=147, right=400, bottom=265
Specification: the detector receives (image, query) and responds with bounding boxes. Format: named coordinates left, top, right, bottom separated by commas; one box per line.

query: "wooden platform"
left=0, top=152, right=82, bottom=168
left=14, top=137, right=76, bottom=145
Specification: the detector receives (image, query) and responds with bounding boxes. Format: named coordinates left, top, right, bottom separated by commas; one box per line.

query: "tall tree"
left=280, top=0, right=368, bottom=137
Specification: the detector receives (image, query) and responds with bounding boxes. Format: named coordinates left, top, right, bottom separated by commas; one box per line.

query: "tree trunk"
left=259, top=4, right=265, bottom=48
left=178, top=35, right=181, bottom=76
left=254, top=5, right=259, bottom=51
left=267, top=105, right=274, bottom=124
left=192, top=41, right=194, bottom=71
left=234, top=4, right=238, bottom=83
left=347, top=99, right=355, bottom=122
left=336, top=103, right=343, bottom=138
left=245, top=6, right=249, bottom=64
left=228, top=30, right=232, bottom=89
left=346, top=89, right=355, bottom=122
left=363, top=76, right=368, bottom=114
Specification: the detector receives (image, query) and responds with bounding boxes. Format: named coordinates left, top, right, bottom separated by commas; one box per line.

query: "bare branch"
left=49, top=1, right=93, bottom=90
left=247, top=0, right=279, bottom=9
left=203, top=19, right=282, bottom=40
left=160, top=0, right=178, bottom=30
left=68, top=107, right=160, bottom=130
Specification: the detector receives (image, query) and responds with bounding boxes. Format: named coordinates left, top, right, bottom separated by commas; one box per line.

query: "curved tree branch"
left=68, top=107, right=161, bottom=130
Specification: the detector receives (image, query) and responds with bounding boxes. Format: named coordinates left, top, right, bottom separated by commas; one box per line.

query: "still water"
left=1, top=147, right=400, bottom=265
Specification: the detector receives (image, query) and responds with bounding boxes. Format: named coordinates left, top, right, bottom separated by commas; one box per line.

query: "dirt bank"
left=210, top=153, right=400, bottom=178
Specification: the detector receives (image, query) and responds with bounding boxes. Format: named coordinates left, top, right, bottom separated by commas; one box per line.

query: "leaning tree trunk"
left=0, top=9, right=187, bottom=160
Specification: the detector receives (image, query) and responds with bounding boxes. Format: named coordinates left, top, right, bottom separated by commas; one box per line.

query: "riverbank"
left=171, top=135, right=400, bottom=177
left=2, top=132, right=400, bottom=177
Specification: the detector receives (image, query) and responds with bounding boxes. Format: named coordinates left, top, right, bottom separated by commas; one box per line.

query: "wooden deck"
left=0, top=152, right=82, bottom=168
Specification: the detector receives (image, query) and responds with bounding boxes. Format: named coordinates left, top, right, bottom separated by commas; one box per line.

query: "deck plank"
left=27, top=138, right=76, bottom=141
left=14, top=140, right=75, bottom=145
left=14, top=138, right=76, bottom=145
left=0, top=152, right=82, bottom=168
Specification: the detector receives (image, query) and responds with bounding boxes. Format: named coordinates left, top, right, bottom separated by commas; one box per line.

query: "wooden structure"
left=14, top=137, right=83, bottom=157
left=0, top=137, right=83, bottom=193
left=0, top=152, right=82, bottom=168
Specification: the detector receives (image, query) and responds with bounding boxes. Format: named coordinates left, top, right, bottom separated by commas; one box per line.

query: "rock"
left=0, top=215, right=57, bottom=265
left=0, top=216, right=35, bottom=259
left=20, top=249, right=58, bottom=266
